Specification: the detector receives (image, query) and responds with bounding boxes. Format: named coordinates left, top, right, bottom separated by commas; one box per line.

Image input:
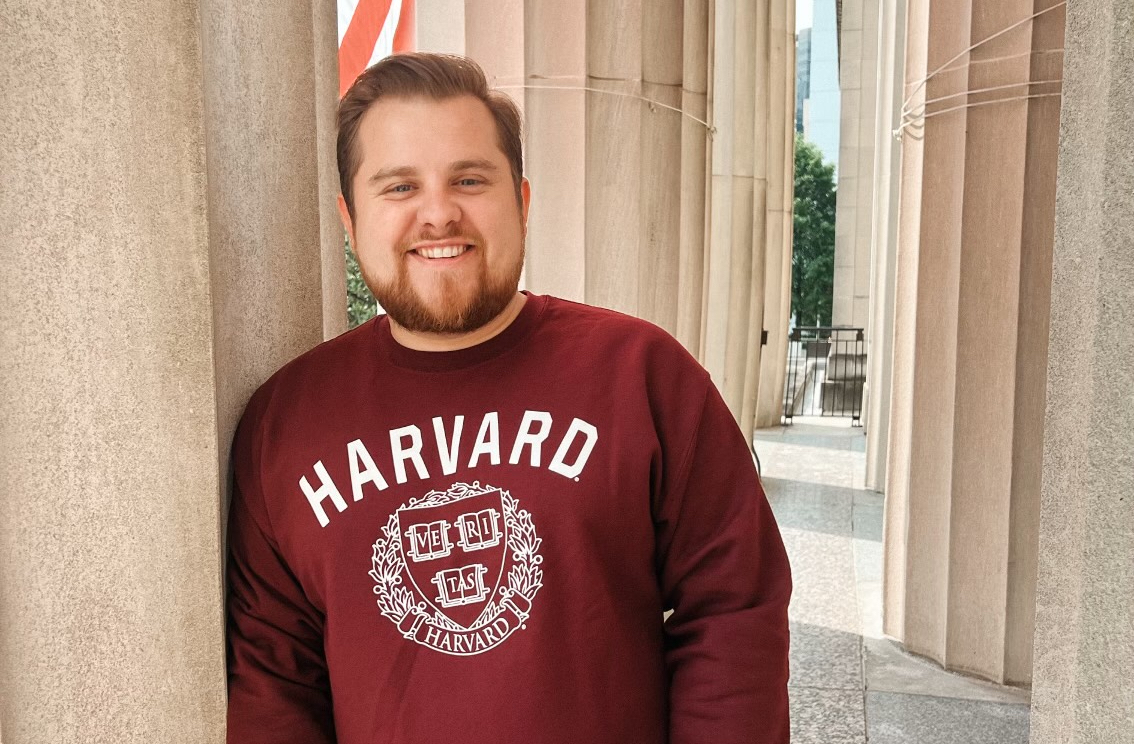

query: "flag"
left=338, top=0, right=416, bottom=97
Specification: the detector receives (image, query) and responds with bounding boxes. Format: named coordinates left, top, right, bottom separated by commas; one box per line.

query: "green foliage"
left=345, top=236, right=379, bottom=329
left=791, top=135, right=837, bottom=328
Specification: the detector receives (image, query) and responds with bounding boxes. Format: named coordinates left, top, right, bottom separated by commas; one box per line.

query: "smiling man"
left=224, top=53, right=791, bottom=744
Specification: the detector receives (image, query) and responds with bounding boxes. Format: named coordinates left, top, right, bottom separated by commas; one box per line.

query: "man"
left=225, top=52, right=791, bottom=744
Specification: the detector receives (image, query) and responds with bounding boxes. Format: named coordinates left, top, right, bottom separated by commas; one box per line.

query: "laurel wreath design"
left=369, top=481, right=542, bottom=631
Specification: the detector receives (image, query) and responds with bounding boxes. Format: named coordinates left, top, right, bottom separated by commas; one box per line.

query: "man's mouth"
left=411, top=244, right=473, bottom=259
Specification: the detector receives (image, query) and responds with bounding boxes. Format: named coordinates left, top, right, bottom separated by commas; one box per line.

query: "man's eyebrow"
left=450, top=159, right=499, bottom=173
left=367, top=165, right=416, bottom=186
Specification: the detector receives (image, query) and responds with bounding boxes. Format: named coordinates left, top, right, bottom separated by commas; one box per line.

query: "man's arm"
left=654, top=382, right=792, bottom=743
left=225, top=405, right=336, bottom=743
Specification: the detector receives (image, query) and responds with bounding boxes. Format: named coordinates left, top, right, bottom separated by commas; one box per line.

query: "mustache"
left=401, top=224, right=486, bottom=248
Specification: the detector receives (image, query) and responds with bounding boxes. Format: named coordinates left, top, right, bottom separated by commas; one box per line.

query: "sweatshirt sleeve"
left=655, top=380, right=792, bottom=744
left=225, top=396, right=337, bottom=744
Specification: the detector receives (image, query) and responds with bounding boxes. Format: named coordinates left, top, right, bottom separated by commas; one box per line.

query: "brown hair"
left=336, top=52, right=524, bottom=218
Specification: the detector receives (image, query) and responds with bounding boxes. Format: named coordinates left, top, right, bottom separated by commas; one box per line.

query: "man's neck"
left=388, top=292, right=528, bottom=352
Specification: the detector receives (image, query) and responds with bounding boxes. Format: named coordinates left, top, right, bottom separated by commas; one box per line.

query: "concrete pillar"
left=1030, top=0, right=1134, bottom=738
left=638, top=0, right=687, bottom=334
left=416, top=0, right=466, bottom=53
left=583, top=0, right=644, bottom=318
left=863, top=0, right=906, bottom=492
left=675, top=0, right=712, bottom=354
left=882, top=0, right=1063, bottom=684
left=881, top=0, right=928, bottom=640
left=703, top=0, right=797, bottom=433
left=316, top=0, right=349, bottom=338
left=832, top=0, right=880, bottom=331
left=705, top=0, right=762, bottom=422
left=0, top=0, right=339, bottom=740
left=754, top=0, right=798, bottom=429
left=522, top=0, right=588, bottom=302
left=715, top=0, right=764, bottom=419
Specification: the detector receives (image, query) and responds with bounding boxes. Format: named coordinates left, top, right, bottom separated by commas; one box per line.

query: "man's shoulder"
left=537, top=295, right=710, bottom=383
left=540, top=295, right=690, bottom=349
left=242, top=319, right=379, bottom=421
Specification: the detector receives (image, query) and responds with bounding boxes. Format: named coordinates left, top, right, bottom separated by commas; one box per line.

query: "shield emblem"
left=397, top=488, right=507, bottom=629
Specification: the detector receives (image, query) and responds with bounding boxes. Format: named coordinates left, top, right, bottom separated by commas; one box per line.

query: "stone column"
left=637, top=0, right=688, bottom=333
left=862, top=0, right=905, bottom=492
left=674, top=0, right=712, bottom=354
left=583, top=0, right=645, bottom=318
left=466, top=0, right=525, bottom=106
left=754, top=0, right=798, bottom=429
left=705, top=0, right=764, bottom=416
left=522, top=0, right=588, bottom=302
left=831, top=0, right=880, bottom=331
left=1030, top=0, right=1134, bottom=738
left=415, top=0, right=466, bottom=53
left=316, top=0, right=349, bottom=339
left=704, top=0, right=796, bottom=432
left=0, top=0, right=338, bottom=740
left=882, top=0, right=1063, bottom=684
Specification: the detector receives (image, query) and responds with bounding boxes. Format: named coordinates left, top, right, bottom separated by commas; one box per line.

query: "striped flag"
left=338, top=0, right=416, bottom=97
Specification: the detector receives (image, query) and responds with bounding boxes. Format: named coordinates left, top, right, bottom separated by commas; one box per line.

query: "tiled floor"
left=755, top=421, right=1031, bottom=743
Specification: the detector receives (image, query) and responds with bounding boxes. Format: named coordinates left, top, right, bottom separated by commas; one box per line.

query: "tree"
left=791, top=135, right=837, bottom=328
left=345, top=236, right=379, bottom=329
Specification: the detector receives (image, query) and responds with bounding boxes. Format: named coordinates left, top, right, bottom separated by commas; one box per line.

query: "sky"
left=797, top=0, right=813, bottom=32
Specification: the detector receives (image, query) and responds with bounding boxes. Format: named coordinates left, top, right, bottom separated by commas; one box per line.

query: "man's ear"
left=520, top=178, right=532, bottom=230
left=337, top=194, right=356, bottom=246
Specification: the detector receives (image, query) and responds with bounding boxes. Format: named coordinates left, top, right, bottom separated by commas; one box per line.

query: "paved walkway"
left=755, top=421, right=1031, bottom=743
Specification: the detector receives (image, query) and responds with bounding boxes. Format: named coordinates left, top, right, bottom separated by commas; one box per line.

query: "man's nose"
left=417, top=186, right=462, bottom=230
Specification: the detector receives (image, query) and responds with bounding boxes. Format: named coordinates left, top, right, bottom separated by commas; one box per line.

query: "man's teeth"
left=416, top=245, right=468, bottom=259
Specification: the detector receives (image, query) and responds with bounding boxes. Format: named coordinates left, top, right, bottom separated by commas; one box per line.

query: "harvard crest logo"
left=369, top=482, right=543, bottom=656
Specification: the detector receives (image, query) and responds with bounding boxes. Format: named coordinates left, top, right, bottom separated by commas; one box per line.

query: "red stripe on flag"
left=339, top=0, right=396, bottom=97
left=393, top=0, right=416, bottom=54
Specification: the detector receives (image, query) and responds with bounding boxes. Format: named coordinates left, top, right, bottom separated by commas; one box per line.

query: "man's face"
left=340, top=95, right=530, bottom=335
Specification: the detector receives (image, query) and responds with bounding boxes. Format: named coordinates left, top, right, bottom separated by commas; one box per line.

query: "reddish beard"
left=364, top=224, right=524, bottom=334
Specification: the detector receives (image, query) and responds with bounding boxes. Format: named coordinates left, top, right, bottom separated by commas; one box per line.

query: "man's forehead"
left=357, top=95, right=504, bottom=163
left=360, top=94, right=495, bottom=134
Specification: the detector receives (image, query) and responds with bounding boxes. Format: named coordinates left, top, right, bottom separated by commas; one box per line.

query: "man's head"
left=336, top=53, right=530, bottom=338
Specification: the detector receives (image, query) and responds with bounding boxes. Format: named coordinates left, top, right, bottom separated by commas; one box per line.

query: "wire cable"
left=895, top=91, right=1063, bottom=140
left=901, top=1, right=1066, bottom=117
left=493, top=76, right=716, bottom=134
left=903, top=78, right=1062, bottom=117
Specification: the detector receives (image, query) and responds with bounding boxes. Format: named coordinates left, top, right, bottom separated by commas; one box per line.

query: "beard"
left=364, top=224, right=524, bottom=335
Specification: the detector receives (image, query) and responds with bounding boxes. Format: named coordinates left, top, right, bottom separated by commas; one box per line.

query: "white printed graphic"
left=369, top=482, right=543, bottom=656
left=432, top=564, right=489, bottom=608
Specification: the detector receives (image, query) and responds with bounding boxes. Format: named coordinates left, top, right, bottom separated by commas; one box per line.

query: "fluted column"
left=583, top=0, right=644, bottom=317
left=705, top=0, right=797, bottom=432
left=316, top=0, right=349, bottom=338
left=831, top=0, right=880, bottom=331
left=705, top=0, right=765, bottom=415
left=863, top=0, right=906, bottom=492
left=883, top=0, right=1064, bottom=683
left=522, top=0, right=588, bottom=301
left=1030, top=0, right=1134, bottom=738
left=0, top=0, right=340, bottom=740
left=674, top=0, right=712, bottom=353
left=754, top=0, right=798, bottom=428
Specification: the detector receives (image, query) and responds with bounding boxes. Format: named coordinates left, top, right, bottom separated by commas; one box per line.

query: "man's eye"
left=389, top=184, right=414, bottom=193
left=457, top=178, right=482, bottom=187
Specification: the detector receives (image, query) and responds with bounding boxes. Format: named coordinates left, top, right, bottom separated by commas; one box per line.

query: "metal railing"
left=782, top=326, right=866, bottom=424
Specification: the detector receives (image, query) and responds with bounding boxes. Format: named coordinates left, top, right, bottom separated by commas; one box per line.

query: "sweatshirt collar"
left=374, top=291, right=547, bottom=372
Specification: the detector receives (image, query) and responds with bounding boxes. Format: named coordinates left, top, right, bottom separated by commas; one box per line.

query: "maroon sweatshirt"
left=225, top=293, right=791, bottom=744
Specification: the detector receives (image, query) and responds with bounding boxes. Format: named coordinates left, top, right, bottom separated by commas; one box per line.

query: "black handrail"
left=782, top=326, right=865, bottom=425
